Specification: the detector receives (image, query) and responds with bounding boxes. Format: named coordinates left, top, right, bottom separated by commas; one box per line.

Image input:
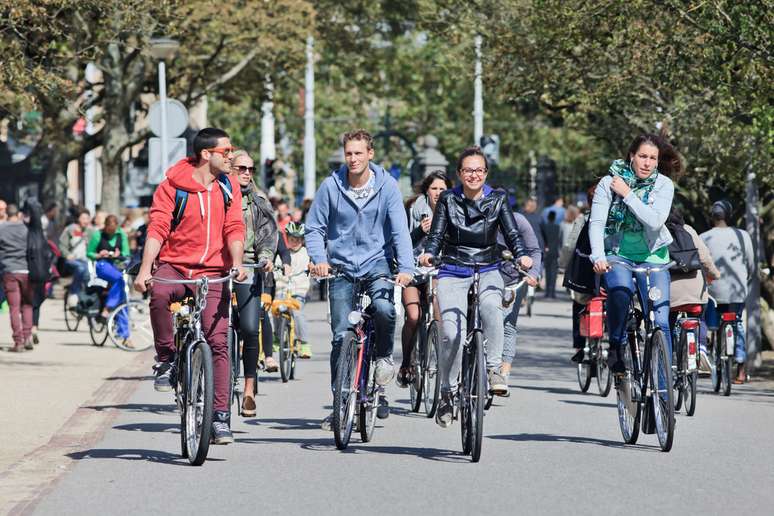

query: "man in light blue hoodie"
left=306, top=129, right=414, bottom=430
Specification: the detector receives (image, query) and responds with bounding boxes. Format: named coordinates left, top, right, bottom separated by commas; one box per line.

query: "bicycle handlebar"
left=576, top=251, right=675, bottom=274
left=151, top=271, right=236, bottom=285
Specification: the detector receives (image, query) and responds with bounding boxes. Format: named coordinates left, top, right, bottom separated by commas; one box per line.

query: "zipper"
left=198, top=189, right=212, bottom=264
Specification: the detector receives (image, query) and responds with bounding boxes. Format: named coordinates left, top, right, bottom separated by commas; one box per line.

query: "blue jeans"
left=502, top=282, right=527, bottom=365
left=328, top=261, right=395, bottom=389
left=704, top=300, right=746, bottom=364
left=66, top=259, right=89, bottom=295
left=95, top=260, right=128, bottom=338
left=603, top=256, right=672, bottom=358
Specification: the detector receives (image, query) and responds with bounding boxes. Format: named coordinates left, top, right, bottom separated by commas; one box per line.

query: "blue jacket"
left=305, top=163, right=414, bottom=277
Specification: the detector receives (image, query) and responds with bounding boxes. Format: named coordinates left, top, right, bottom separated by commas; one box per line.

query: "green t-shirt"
left=612, top=230, right=669, bottom=264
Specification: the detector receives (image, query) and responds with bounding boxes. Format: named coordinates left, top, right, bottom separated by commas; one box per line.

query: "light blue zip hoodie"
left=305, top=163, right=414, bottom=277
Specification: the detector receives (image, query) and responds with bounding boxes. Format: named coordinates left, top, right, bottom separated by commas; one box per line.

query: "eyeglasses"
left=206, top=146, right=236, bottom=156
left=232, top=165, right=256, bottom=174
left=460, top=167, right=487, bottom=177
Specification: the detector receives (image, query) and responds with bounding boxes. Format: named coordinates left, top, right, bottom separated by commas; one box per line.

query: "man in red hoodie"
left=134, top=127, right=246, bottom=444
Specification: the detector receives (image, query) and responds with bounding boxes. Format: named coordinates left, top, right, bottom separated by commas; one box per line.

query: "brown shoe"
left=733, top=364, right=746, bottom=385
left=241, top=395, right=257, bottom=417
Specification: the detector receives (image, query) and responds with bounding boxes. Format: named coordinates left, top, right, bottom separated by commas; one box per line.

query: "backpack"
left=171, top=173, right=233, bottom=230
left=666, top=222, right=701, bottom=273
left=27, top=230, right=53, bottom=284
left=563, top=219, right=596, bottom=295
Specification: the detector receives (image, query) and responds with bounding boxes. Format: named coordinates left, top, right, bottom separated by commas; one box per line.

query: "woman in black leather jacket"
left=418, top=146, right=532, bottom=428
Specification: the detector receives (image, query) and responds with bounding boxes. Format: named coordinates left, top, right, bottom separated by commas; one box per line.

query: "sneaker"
left=321, top=413, right=333, bottom=431
left=8, top=344, right=25, bottom=352
left=24, top=337, right=34, bottom=350
left=31, top=331, right=39, bottom=346
left=67, top=294, right=79, bottom=307
left=488, top=369, right=508, bottom=396
left=571, top=349, right=584, bottom=363
left=376, top=391, right=390, bottom=419
left=211, top=412, right=233, bottom=445
left=265, top=356, right=279, bottom=372
left=299, top=342, right=312, bottom=359
left=374, top=357, right=395, bottom=386
left=396, top=366, right=412, bottom=388
left=435, top=391, right=454, bottom=428
left=153, top=361, right=174, bottom=392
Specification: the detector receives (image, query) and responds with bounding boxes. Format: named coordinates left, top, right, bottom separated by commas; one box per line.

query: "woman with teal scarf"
left=588, top=134, right=681, bottom=373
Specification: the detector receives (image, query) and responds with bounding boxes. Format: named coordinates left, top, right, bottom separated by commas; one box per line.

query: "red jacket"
left=147, top=158, right=245, bottom=278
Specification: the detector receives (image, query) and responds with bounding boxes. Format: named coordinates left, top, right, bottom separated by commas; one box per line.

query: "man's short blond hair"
left=342, top=129, right=374, bottom=150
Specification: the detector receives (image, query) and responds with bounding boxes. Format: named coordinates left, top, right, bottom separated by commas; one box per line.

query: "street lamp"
left=150, top=37, right=180, bottom=177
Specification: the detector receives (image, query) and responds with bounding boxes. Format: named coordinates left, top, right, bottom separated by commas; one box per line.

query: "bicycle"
left=607, top=260, right=676, bottom=452
left=63, top=261, right=112, bottom=347
left=271, top=268, right=304, bottom=383
left=670, top=303, right=702, bottom=415
left=153, top=271, right=235, bottom=465
left=106, top=264, right=153, bottom=351
left=406, top=267, right=441, bottom=417
left=577, top=293, right=612, bottom=397
left=707, top=301, right=737, bottom=397
left=318, top=269, right=401, bottom=450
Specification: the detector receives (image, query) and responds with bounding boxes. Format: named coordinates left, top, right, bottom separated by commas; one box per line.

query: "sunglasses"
left=232, top=165, right=256, bottom=174
left=206, top=146, right=236, bottom=156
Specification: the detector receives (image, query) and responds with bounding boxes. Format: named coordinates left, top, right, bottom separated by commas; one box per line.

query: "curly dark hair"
left=626, top=133, right=683, bottom=179
left=420, top=170, right=453, bottom=194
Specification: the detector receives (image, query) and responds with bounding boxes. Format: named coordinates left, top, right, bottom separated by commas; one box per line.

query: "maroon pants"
left=3, top=273, right=33, bottom=347
left=150, top=264, right=231, bottom=412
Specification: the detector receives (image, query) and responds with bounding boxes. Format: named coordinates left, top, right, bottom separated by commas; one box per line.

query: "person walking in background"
left=25, top=200, right=53, bottom=347
left=560, top=205, right=580, bottom=251
left=521, top=197, right=545, bottom=251
left=541, top=210, right=562, bottom=298
left=0, top=198, right=7, bottom=312
left=0, top=204, right=33, bottom=351
left=42, top=202, right=60, bottom=243
left=59, top=208, right=93, bottom=307
left=541, top=196, right=565, bottom=224
left=276, top=199, right=291, bottom=245
left=700, top=200, right=754, bottom=384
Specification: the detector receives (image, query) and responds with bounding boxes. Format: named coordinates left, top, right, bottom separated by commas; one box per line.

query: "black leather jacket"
left=424, top=187, right=525, bottom=265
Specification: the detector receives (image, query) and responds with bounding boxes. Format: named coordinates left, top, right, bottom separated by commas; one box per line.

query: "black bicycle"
left=708, top=302, right=738, bottom=397
left=610, top=260, right=676, bottom=452
left=670, top=303, right=702, bottom=415
left=407, top=267, right=441, bottom=417
left=153, top=271, right=235, bottom=465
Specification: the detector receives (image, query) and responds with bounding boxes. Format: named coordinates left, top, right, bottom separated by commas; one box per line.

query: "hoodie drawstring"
left=196, top=191, right=205, bottom=219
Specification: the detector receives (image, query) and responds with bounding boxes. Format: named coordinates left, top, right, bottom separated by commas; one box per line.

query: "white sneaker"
left=67, top=294, right=79, bottom=307
left=374, top=357, right=395, bottom=386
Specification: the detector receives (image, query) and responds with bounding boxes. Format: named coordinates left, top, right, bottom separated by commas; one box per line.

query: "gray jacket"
left=0, top=221, right=29, bottom=272
left=589, top=173, right=674, bottom=263
left=700, top=226, right=754, bottom=304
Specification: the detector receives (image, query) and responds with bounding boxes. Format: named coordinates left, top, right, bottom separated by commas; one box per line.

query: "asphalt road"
left=27, top=296, right=774, bottom=516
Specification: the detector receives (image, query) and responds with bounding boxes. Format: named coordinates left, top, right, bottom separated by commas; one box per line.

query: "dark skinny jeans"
left=234, top=273, right=273, bottom=380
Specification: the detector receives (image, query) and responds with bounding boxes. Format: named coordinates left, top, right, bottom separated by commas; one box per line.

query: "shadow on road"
left=83, top=403, right=176, bottom=415
left=515, top=384, right=581, bottom=396
left=559, top=399, right=615, bottom=408
left=243, top=418, right=322, bottom=430
left=66, top=448, right=216, bottom=465
left=487, top=432, right=656, bottom=452
left=105, top=375, right=153, bottom=381
left=114, top=422, right=179, bottom=433
left=235, top=436, right=470, bottom=462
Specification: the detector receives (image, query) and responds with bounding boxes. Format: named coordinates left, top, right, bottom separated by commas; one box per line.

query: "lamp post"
left=303, top=36, right=316, bottom=199
left=473, top=35, right=484, bottom=146
left=150, top=37, right=180, bottom=177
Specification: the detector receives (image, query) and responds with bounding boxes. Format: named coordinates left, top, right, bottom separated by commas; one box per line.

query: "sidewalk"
left=0, top=293, right=153, bottom=512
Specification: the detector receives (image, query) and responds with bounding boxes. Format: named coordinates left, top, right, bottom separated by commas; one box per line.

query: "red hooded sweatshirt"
left=147, top=158, right=245, bottom=278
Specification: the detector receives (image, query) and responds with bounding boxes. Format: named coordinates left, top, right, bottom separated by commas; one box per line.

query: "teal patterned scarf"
left=605, top=159, right=658, bottom=236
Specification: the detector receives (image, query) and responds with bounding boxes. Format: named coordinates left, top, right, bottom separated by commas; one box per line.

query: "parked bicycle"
left=670, top=303, right=702, bottom=415
left=154, top=271, right=235, bottom=466
left=609, top=260, right=676, bottom=452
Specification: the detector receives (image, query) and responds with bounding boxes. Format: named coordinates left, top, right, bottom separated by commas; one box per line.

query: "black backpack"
left=563, top=219, right=596, bottom=295
left=666, top=222, right=701, bottom=273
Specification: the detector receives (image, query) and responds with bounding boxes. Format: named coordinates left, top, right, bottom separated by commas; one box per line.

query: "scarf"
left=605, top=159, right=658, bottom=236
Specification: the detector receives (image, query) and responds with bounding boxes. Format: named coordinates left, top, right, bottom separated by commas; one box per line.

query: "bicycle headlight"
left=347, top=310, right=363, bottom=326
left=277, top=304, right=288, bottom=313
left=648, top=287, right=662, bottom=302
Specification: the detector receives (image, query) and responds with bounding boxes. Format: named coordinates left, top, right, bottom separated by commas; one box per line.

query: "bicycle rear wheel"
left=684, top=371, right=697, bottom=416
left=108, top=300, right=153, bottom=351
left=89, top=315, right=109, bottom=347
left=577, top=358, right=592, bottom=393
left=650, top=329, right=675, bottom=452
left=423, top=321, right=441, bottom=418
left=595, top=339, right=612, bottom=397
left=359, top=359, right=378, bottom=443
left=710, top=333, right=721, bottom=392
left=276, top=316, right=291, bottom=383
left=64, top=296, right=82, bottom=331
left=616, top=342, right=641, bottom=445
left=720, top=325, right=733, bottom=396
left=409, top=324, right=425, bottom=413
left=184, top=341, right=214, bottom=465
left=333, top=331, right=358, bottom=450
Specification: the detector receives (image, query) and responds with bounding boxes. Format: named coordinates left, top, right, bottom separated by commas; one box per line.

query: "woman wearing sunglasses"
left=230, top=150, right=280, bottom=417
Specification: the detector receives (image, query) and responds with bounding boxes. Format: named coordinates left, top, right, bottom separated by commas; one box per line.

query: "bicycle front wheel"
left=359, top=359, right=378, bottom=443
left=650, top=329, right=675, bottom=452
left=184, top=341, right=214, bottom=465
left=108, top=300, right=153, bottom=351
left=333, top=331, right=359, bottom=450
left=461, top=332, right=486, bottom=462
left=423, top=321, right=441, bottom=418
left=276, top=316, right=291, bottom=383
